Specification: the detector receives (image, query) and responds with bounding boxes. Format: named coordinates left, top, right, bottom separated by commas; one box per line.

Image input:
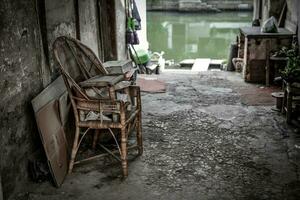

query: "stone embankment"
left=147, top=0, right=253, bottom=12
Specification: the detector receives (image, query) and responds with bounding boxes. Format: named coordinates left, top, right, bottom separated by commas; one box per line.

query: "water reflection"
left=147, top=11, right=252, bottom=62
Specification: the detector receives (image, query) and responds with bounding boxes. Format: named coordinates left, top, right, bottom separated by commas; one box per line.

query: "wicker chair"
left=52, top=36, right=143, bottom=177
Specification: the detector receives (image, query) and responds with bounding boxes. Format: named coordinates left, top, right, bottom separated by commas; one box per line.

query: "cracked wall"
left=0, top=1, right=45, bottom=199
left=0, top=0, right=125, bottom=199
left=45, top=0, right=77, bottom=78
left=78, top=0, right=100, bottom=57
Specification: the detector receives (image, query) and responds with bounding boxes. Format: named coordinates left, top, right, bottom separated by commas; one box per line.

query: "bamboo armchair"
left=52, top=36, right=143, bottom=177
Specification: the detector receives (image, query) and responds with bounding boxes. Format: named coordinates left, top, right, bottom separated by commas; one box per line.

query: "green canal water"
left=147, top=11, right=252, bottom=62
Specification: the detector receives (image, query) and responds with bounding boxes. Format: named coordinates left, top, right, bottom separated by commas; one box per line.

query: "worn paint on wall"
left=0, top=176, right=2, bottom=200
left=45, top=0, right=77, bottom=78
left=285, top=0, right=299, bottom=32
left=0, top=0, right=45, bottom=199
left=254, top=0, right=298, bottom=33
left=297, top=1, right=300, bottom=47
left=115, top=0, right=127, bottom=60
left=0, top=0, right=128, bottom=199
left=79, top=0, right=100, bottom=57
left=260, top=0, right=285, bottom=23
left=98, top=0, right=118, bottom=61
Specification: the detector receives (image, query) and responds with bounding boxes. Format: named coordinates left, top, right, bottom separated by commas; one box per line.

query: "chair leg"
left=136, top=111, right=143, bottom=155
left=69, top=126, right=80, bottom=173
left=282, top=89, right=287, bottom=114
left=92, top=129, right=100, bottom=149
left=120, top=127, right=128, bottom=177
left=286, top=92, right=292, bottom=124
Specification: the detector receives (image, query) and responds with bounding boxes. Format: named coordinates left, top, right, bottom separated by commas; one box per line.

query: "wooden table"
left=239, top=27, right=294, bottom=86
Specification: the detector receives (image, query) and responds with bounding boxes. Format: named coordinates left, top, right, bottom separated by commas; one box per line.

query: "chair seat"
left=78, top=107, right=139, bottom=129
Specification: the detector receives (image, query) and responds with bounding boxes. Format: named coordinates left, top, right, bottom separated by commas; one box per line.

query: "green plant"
left=272, top=46, right=289, bottom=57
left=280, top=45, right=300, bottom=82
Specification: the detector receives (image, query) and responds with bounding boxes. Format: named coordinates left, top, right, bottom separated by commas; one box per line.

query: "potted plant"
left=280, top=46, right=300, bottom=83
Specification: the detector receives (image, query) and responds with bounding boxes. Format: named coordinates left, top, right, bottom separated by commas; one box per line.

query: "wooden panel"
left=32, top=75, right=70, bottom=187
left=35, top=100, right=68, bottom=187
left=98, top=0, right=117, bottom=61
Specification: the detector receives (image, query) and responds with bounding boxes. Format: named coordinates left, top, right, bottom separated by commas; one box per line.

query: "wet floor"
left=16, top=71, right=300, bottom=200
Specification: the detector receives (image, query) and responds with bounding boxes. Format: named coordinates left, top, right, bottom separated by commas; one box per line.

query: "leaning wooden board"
left=31, top=76, right=70, bottom=187
left=35, top=100, right=68, bottom=186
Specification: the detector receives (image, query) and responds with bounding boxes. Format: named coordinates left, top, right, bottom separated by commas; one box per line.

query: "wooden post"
left=136, top=88, right=143, bottom=155
left=69, top=126, right=80, bottom=174
left=120, top=103, right=128, bottom=176
left=286, top=84, right=292, bottom=124
left=92, top=129, right=100, bottom=149
left=265, top=39, right=270, bottom=86
left=282, top=81, right=287, bottom=114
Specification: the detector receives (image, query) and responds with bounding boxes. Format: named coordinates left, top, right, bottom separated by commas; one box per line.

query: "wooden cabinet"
left=239, top=27, right=294, bottom=85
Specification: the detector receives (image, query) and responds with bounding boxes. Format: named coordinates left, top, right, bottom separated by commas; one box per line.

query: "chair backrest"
left=53, top=36, right=109, bottom=98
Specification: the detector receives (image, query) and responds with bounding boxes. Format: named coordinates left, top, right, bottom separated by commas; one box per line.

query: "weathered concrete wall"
left=285, top=0, right=299, bottom=33
left=0, top=0, right=127, bottom=199
left=147, top=0, right=253, bottom=11
left=79, top=0, right=100, bottom=57
left=253, top=0, right=299, bottom=33
left=297, top=1, right=300, bottom=47
left=115, top=0, right=127, bottom=60
left=135, top=0, right=149, bottom=50
left=45, top=0, right=77, bottom=77
left=0, top=0, right=45, bottom=199
left=0, top=176, right=3, bottom=200
left=260, top=0, right=285, bottom=25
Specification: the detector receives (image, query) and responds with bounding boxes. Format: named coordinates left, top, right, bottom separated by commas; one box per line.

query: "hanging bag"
left=126, top=18, right=135, bottom=44
left=132, top=0, right=141, bottom=30
left=126, top=0, right=139, bottom=45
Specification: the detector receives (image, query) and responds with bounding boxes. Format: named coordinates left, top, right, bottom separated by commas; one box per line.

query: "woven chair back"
left=53, top=36, right=109, bottom=98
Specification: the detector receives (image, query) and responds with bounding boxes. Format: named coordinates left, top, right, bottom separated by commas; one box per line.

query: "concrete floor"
left=15, top=71, right=300, bottom=200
